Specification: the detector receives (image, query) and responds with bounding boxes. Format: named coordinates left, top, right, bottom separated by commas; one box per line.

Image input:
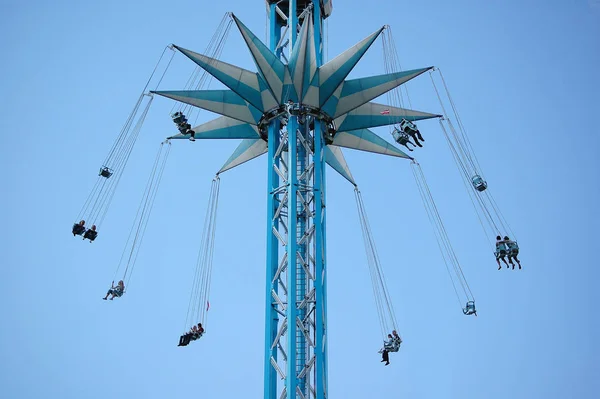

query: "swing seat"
left=99, top=167, right=113, bottom=178
left=392, top=128, right=410, bottom=145
left=471, top=175, right=487, bottom=192
left=463, top=301, right=476, bottom=315
left=391, top=337, right=402, bottom=352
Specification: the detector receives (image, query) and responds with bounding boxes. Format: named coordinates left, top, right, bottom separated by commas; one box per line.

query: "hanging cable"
left=108, top=140, right=172, bottom=296
left=382, top=27, right=408, bottom=113
left=73, top=46, right=175, bottom=239
left=380, top=26, right=431, bottom=156
left=410, top=161, right=476, bottom=315
left=75, top=94, right=154, bottom=232
left=438, top=69, right=484, bottom=175
left=103, top=46, right=174, bottom=170
left=430, top=69, right=518, bottom=244
left=181, top=177, right=221, bottom=344
left=170, top=13, right=234, bottom=127
left=354, top=188, right=400, bottom=338
left=437, top=119, right=499, bottom=240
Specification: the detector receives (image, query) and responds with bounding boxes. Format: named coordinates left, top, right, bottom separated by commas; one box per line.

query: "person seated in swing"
left=171, top=111, right=186, bottom=125
left=103, top=280, right=125, bottom=300
left=399, top=119, right=424, bottom=147
left=495, top=235, right=510, bottom=270
left=83, top=225, right=98, bottom=242
left=379, top=334, right=394, bottom=365
left=391, top=330, right=402, bottom=351
left=178, top=323, right=205, bottom=346
left=177, top=122, right=191, bottom=134
left=504, top=236, right=522, bottom=270
left=99, top=166, right=113, bottom=178
left=392, top=128, right=417, bottom=152
left=463, top=300, right=477, bottom=315
left=72, top=220, right=86, bottom=236
left=192, top=322, right=204, bottom=339
left=186, top=325, right=199, bottom=344
left=189, top=322, right=205, bottom=341
left=172, top=112, right=195, bottom=140
left=178, top=333, right=190, bottom=347
left=178, top=325, right=196, bottom=347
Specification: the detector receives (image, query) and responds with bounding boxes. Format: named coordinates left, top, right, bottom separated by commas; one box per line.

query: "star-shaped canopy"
left=153, top=13, right=440, bottom=185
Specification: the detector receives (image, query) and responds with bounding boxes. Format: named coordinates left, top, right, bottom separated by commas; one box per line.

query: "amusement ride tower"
left=152, top=1, right=439, bottom=398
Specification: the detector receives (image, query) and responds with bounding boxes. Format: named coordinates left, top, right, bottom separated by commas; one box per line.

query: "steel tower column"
left=312, top=3, right=327, bottom=397
left=264, top=3, right=284, bottom=399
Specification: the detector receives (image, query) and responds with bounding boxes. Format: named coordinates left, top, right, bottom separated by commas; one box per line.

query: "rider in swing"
left=103, top=280, right=125, bottom=300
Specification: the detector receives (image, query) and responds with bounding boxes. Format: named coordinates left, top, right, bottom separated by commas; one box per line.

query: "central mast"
left=264, top=1, right=329, bottom=398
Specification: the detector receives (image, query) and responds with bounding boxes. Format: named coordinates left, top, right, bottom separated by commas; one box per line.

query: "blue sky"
left=1, top=0, right=599, bottom=398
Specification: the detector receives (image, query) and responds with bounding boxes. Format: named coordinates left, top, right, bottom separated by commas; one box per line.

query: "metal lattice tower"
left=264, top=2, right=328, bottom=398
left=154, top=1, right=438, bottom=397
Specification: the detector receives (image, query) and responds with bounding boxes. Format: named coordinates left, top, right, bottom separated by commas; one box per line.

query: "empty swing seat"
left=392, top=128, right=410, bottom=145
left=471, top=175, right=487, bottom=192
left=99, top=166, right=113, bottom=178
left=463, top=301, right=476, bottom=315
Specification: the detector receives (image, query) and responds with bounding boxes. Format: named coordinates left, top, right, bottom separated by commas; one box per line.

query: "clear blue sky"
left=1, top=0, right=599, bottom=398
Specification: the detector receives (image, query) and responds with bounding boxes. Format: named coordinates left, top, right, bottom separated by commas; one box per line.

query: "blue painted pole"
left=264, top=4, right=282, bottom=399
left=312, top=2, right=328, bottom=397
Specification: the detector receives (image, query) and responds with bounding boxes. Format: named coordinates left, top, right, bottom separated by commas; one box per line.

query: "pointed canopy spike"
left=335, top=102, right=441, bottom=132
left=218, top=138, right=268, bottom=174
left=152, top=89, right=262, bottom=125
left=318, top=27, right=385, bottom=106
left=325, top=145, right=356, bottom=185
left=288, top=17, right=312, bottom=102
left=231, top=15, right=285, bottom=103
left=173, top=45, right=267, bottom=111
left=334, top=67, right=433, bottom=117
left=302, top=21, right=317, bottom=99
left=332, top=128, right=412, bottom=159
